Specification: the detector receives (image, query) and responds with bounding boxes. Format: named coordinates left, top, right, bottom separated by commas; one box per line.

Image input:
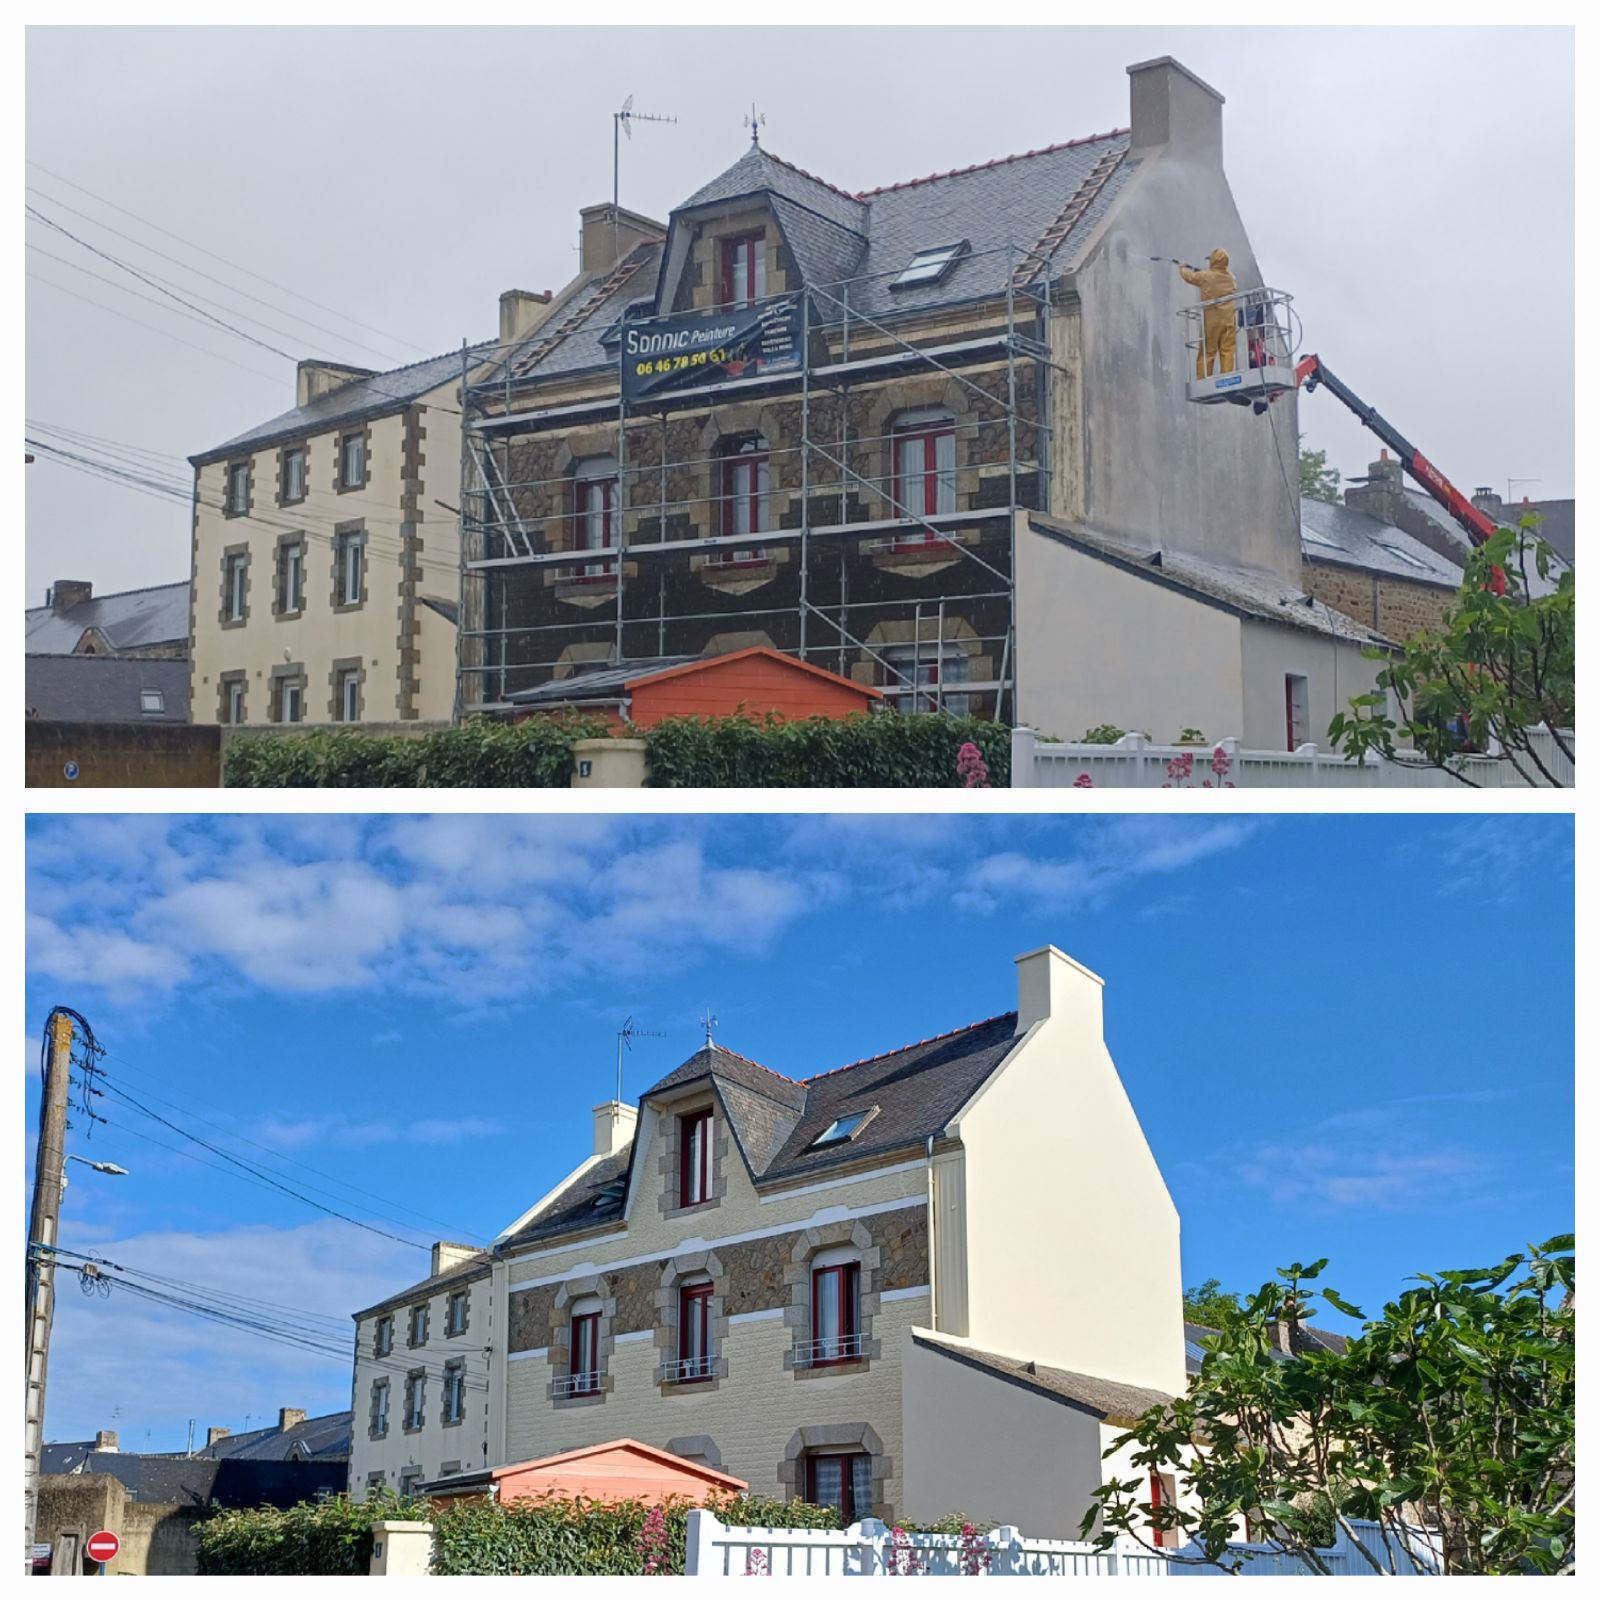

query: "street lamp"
left=65, top=1156, right=129, bottom=1177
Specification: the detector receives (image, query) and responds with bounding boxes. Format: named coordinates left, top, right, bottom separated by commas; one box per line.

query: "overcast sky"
left=25, top=25, right=1574, bottom=600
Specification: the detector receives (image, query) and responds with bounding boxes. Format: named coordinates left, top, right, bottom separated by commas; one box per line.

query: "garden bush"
left=194, top=1489, right=429, bottom=1576
left=223, top=713, right=611, bottom=788
left=643, top=710, right=1011, bottom=788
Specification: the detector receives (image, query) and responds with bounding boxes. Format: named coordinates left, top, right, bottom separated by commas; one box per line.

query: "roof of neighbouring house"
left=190, top=342, right=494, bottom=465
left=24, top=580, right=190, bottom=655
left=1500, top=498, right=1574, bottom=564
left=501, top=1014, right=1020, bottom=1249
left=194, top=1410, right=351, bottom=1463
left=502, top=130, right=1137, bottom=384
left=25, top=654, right=190, bottom=723
left=352, top=1250, right=491, bottom=1322
left=421, top=1438, right=749, bottom=1500
left=1027, top=515, right=1395, bottom=648
left=1182, top=1318, right=1349, bottom=1374
left=1300, top=499, right=1462, bottom=588
left=912, top=1333, right=1176, bottom=1424
left=1396, top=488, right=1570, bottom=598
left=40, top=1452, right=347, bottom=1508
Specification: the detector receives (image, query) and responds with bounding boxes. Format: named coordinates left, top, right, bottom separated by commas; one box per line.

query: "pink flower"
left=958, top=1523, right=993, bottom=1577
left=1210, top=746, right=1232, bottom=778
left=1165, top=752, right=1194, bottom=783
left=1072, top=773, right=1094, bottom=788
left=956, top=741, right=991, bottom=789
left=744, top=1548, right=770, bottom=1577
left=636, top=1505, right=673, bottom=1575
left=887, top=1526, right=925, bottom=1577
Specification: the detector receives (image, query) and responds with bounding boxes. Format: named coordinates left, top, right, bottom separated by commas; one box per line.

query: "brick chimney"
left=206, top=1426, right=230, bottom=1449
left=48, top=580, right=93, bottom=615
left=295, top=360, right=376, bottom=409
left=578, top=203, right=667, bottom=277
left=93, top=1430, right=118, bottom=1452
left=592, top=1100, right=639, bottom=1158
left=1127, top=56, right=1225, bottom=163
left=278, top=1408, right=307, bottom=1433
left=499, top=289, right=554, bottom=349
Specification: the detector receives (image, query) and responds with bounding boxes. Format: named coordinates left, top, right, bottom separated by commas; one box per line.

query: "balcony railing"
left=552, top=1369, right=602, bottom=1398
left=663, top=1354, right=715, bottom=1384
left=793, top=1333, right=864, bottom=1368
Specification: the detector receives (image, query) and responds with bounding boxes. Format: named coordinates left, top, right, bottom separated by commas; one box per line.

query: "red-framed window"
left=718, top=434, right=770, bottom=536
left=677, top=1282, right=714, bottom=1381
left=570, top=1310, right=601, bottom=1394
left=806, top=1452, right=873, bottom=1524
left=574, top=460, right=619, bottom=578
left=718, top=233, right=766, bottom=308
left=1149, top=1472, right=1175, bottom=1547
left=679, top=1109, right=712, bottom=1206
left=891, top=414, right=956, bottom=540
left=1284, top=673, right=1309, bottom=751
left=810, top=1261, right=861, bottom=1365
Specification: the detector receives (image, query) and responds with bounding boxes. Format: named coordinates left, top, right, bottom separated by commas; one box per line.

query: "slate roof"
left=1183, top=1319, right=1347, bottom=1374
left=1028, top=516, right=1393, bottom=648
left=913, top=1333, right=1176, bottom=1423
left=502, top=1016, right=1021, bottom=1250
left=197, top=1410, right=351, bottom=1463
left=1397, top=488, right=1569, bottom=598
left=25, top=580, right=190, bottom=655
left=352, top=1252, right=491, bottom=1321
left=1502, top=498, right=1573, bottom=564
left=25, top=654, right=190, bottom=723
left=191, top=343, right=493, bottom=465
left=505, top=131, right=1133, bottom=383
left=1300, top=499, right=1462, bottom=588
left=41, top=1452, right=346, bottom=1508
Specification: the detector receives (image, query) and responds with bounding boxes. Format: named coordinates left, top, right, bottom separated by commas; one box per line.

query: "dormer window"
left=719, top=234, right=766, bottom=309
left=810, top=1110, right=872, bottom=1149
left=680, top=1108, right=712, bottom=1206
left=892, top=242, right=968, bottom=289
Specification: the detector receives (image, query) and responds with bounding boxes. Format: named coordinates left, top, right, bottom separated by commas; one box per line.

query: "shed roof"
left=422, top=1438, right=748, bottom=1500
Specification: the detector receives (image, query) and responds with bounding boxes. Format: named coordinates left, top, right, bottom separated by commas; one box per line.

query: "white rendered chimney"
left=1014, top=945, right=1105, bottom=1036
left=592, top=1101, right=639, bottom=1158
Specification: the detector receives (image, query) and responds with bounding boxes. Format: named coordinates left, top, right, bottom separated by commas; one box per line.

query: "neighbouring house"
left=508, top=645, right=884, bottom=728
left=1492, top=494, right=1574, bottom=565
left=26, top=653, right=190, bottom=723
left=37, top=1415, right=348, bottom=1576
left=25, top=578, right=190, bottom=658
left=421, top=1438, right=747, bottom=1508
left=186, top=344, right=492, bottom=731
left=348, top=946, right=1191, bottom=1539
left=1344, top=452, right=1572, bottom=598
left=1299, top=496, right=1463, bottom=640
left=350, top=1243, right=495, bottom=1500
left=458, top=55, right=1389, bottom=752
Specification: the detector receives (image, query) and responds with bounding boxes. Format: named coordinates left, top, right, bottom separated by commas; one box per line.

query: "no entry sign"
left=87, top=1530, right=120, bottom=1565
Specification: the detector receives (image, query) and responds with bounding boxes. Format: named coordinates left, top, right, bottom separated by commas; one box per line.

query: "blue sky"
left=25, top=812, right=1572, bottom=1453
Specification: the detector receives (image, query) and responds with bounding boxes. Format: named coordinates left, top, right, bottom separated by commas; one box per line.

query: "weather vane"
left=744, top=104, right=766, bottom=147
left=700, top=1008, right=719, bottom=1049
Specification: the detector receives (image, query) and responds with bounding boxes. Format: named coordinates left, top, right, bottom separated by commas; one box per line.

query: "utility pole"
left=24, top=1011, right=74, bottom=1572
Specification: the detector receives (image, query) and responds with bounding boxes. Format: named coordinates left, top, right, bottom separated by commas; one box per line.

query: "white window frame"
left=280, top=542, right=304, bottom=614
left=340, top=432, right=366, bottom=489
left=339, top=668, right=360, bottom=724
left=338, top=531, right=364, bottom=605
left=283, top=447, right=306, bottom=502
left=892, top=242, right=967, bottom=288
left=443, top=1362, right=465, bottom=1424
left=883, top=643, right=970, bottom=716
left=403, top=1372, right=426, bottom=1430
left=278, top=675, right=302, bottom=724
left=226, top=554, right=247, bottom=621
left=372, top=1379, right=390, bottom=1434
left=575, top=457, right=619, bottom=578
left=139, top=689, right=164, bottom=716
left=227, top=462, right=250, bottom=514
left=225, top=679, right=245, bottom=726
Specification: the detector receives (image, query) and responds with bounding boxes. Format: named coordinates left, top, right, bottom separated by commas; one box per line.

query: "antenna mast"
left=613, top=95, right=676, bottom=260
left=615, top=1016, right=665, bottom=1104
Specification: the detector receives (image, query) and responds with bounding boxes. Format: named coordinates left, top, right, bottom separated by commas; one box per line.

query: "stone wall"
left=1302, top=558, right=1455, bottom=640
left=26, top=720, right=221, bottom=787
left=36, top=1475, right=203, bottom=1576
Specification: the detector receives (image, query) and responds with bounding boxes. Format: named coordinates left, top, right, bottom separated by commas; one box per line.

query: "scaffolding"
left=456, top=243, right=1055, bottom=723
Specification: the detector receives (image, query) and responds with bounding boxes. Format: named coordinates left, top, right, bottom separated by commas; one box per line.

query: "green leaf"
left=1319, top=1288, right=1364, bottom=1319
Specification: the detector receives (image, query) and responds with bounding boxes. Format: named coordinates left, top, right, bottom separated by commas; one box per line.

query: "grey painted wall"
left=1067, top=60, right=1302, bottom=584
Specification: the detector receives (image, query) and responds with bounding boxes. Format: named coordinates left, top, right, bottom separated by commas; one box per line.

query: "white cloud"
left=1236, top=1139, right=1490, bottom=1212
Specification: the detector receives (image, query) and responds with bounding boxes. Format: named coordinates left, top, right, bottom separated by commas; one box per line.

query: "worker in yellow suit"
left=1180, top=248, right=1237, bottom=377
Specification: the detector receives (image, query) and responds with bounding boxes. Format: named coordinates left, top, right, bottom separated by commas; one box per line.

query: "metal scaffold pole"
left=799, top=289, right=811, bottom=659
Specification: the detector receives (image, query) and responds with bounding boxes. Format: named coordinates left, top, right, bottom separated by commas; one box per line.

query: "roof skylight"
left=1301, top=526, right=1346, bottom=552
left=1373, top=540, right=1430, bottom=571
left=892, top=242, right=968, bottom=289
left=810, top=1110, right=872, bottom=1149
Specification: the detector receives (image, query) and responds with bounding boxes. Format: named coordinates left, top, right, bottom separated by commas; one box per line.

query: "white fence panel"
left=686, top=1512, right=1437, bottom=1579
left=1011, top=727, right=1573, bottom=789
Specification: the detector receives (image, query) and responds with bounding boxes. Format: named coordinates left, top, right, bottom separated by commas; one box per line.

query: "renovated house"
left=187, top=345, right=490, bottom=729
left=459, top=55, right=1389, bottom=750
left=349, top=946, right=1190, bottom=1537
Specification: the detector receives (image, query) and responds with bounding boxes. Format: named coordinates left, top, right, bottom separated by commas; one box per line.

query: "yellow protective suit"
left=1180, top=248, right=1237, bottom=378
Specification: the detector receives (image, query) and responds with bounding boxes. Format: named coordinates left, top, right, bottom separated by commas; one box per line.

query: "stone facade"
left=1302, top=557, right=1455, bottom=640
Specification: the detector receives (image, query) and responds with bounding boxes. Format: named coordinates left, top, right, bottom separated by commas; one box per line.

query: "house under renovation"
left=461, top=55, right=1390, bottom=749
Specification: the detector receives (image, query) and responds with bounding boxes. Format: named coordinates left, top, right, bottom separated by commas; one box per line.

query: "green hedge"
left=223, top=714, right=611, bottom=788
left=643, top=711, right=1011, bottom=788
left=431, top=1492, right=841, bottom=1577
left=194, top=1489, right=429, bottom=1576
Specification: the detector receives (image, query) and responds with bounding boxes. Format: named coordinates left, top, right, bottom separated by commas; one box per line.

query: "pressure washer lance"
left=1150, top=256, right=1198, bottom=270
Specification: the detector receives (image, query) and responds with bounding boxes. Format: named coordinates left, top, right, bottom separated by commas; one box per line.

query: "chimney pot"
left=206, top=1427, right=230, bottom=1449
left=278, top=1408, right=307, bottom=1433
left=593, top=1100, right=639, bottom=1158
left=94, top=1430, right=118, bottom=1452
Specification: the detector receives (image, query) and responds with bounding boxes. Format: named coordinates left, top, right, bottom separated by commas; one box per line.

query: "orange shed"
left=423, top=1439, right=747, bottom=1510
left=625, top=647, right=882, bottom=728
left=506, top=647, right=883, bottom=728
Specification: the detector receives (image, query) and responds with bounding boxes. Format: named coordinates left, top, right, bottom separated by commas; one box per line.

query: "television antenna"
left=1507, top=477, right=1541, bottom=504
left=614, top=95, right=676, bottom=258
left=615, top=1015, right=664, bottom=1103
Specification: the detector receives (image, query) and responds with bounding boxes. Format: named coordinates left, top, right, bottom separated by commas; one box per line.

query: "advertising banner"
left=621, top=295, right=803, bottom=406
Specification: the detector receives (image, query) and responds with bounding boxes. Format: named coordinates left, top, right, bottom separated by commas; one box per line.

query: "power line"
left=25, top=160, right=432, bottom=357
left=27, top=271, right=285, bottom=385
left=26, top=418, right=189, bottom=470
left=27, top=203, right=297, bottom=360
left=99, top=1050, right=492, bottom=1248
left=97, top=1081, right=429, bottom=1251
